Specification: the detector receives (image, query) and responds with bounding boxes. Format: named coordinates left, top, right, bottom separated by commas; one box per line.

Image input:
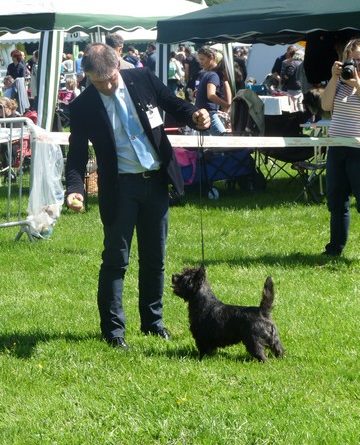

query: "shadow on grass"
left=0, top=331, right=100, bottom=359
left=1, top=331, right=272, bottom=363
left=143, top=345, right=199, bottom=360
left=179, top=176, right=324, bottom=210
left=143, top=344, right=252, bottom=362
left=180, top=252, right=355, bottom=269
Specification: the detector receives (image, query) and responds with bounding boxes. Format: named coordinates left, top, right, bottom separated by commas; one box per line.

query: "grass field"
left=0, top=172, right=359, bottom=444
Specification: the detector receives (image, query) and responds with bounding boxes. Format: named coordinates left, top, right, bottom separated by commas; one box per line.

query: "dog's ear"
left=198, top=264, right=206, bottom=279
left=193, top=265, right=206, bottom=290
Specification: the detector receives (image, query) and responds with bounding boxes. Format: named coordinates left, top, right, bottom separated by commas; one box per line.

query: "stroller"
left=167, top=108, right=259, bottom=199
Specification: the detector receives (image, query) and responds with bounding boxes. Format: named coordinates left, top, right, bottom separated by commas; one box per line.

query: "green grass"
left=0, top=173, right=359, bottom=445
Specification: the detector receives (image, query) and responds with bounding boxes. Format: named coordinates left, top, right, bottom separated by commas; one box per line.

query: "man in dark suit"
left=144, top=42, right=157, bottom=72
left=65, top=43, right=210, bottom=350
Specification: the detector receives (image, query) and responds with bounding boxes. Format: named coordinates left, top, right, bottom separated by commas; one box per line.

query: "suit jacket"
left=65, top=68, right=197, bottom=225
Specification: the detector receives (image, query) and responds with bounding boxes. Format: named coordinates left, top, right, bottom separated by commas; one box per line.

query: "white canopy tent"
left=0, top=31, right=90, bottom=70
left=0, top=31, right=89, bottom=45
left=0, top=29, right=158, bottom=72
left=0, top=0, right=206, bottom=130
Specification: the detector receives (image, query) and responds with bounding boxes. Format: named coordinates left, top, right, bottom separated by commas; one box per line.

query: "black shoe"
left=142, top=327, right=171, bottom=340
left=322, top=243, right=342, bottom=257
left=107, top=337, right=129, bottom=350
left=321, top=250, right=341, bottom=257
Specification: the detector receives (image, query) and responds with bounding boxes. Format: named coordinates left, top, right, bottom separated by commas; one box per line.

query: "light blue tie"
left=113, top=93, right=154, bottom=169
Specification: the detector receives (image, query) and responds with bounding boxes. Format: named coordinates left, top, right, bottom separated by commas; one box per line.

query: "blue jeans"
left=97, top=171, right=169, bottom=340
left=325, top=146, right=360, bottom=254
left=209, top=111, right=226, bottom=135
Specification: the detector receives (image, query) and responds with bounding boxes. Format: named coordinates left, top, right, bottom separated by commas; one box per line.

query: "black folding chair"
left=292, top=125, right=328, bottom=202
left=260, top=111, right=314, bottom=181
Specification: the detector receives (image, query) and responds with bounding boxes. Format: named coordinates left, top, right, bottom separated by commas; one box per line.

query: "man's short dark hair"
left=82, top=43, right=119, bottom=78
left=105, top=33, right=124, bottom=49
left=10, top=49, right=22, bottom=61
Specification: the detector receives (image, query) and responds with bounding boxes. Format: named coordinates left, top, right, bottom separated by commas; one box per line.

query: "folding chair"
left=231, top=89, right=265, bottom=137
left=292, top=157, right=326, bottom=202
left=226, top=89, right=267, bottom=192
left=259, top=111, right=314, bottom=182
left=292, top=125, right=328, bottom=202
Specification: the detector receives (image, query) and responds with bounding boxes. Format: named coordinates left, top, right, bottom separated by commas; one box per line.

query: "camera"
left=341, top=59, right=358, bottom=80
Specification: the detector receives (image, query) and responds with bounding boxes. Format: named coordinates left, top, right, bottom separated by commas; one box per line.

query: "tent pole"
left=37, top=30, right=64, bottom=131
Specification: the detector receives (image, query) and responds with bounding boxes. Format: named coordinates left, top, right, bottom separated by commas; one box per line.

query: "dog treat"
left=71, top=198, right=82, bottom=207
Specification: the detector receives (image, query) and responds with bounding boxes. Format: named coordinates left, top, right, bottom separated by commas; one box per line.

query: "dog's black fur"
left=172, top=266, right=284, bottom=361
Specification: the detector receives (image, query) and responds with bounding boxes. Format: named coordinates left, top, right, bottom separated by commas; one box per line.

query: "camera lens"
left=341, top=60, right=355, bottom=80
left=342, top=68, right=353, bottom=80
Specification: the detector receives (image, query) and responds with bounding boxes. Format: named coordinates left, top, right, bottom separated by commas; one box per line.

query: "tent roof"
left=0, top=31, right=89, bottom=44
left=157, top=0, right=360, bottom=44
left=0, top=29, right=157, bottom=45
left=0, top=0, right=206, bottom=33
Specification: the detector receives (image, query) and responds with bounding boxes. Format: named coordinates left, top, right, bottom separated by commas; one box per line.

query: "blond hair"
left=65, top=77, right=76, bottom=90
left=0, top=96, right=18, bottom=113
left=343, top=38, right=360, bottom=61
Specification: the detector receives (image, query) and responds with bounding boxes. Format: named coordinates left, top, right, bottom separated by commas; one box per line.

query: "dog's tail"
left=260, top=276, right=274, bottom=317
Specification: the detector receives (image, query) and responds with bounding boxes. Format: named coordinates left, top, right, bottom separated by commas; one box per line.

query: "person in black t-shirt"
left=6, top=49, right=27, bottom=79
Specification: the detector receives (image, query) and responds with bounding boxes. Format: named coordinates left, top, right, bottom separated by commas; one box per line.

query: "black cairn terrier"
left=172, top=266, right=284, bottom=361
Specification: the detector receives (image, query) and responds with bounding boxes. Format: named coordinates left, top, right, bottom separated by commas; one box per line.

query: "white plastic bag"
left=26, top=123, right=64, bottom=238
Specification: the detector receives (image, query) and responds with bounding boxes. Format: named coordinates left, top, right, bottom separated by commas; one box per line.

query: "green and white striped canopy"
left=0, top=0, right=206, bottom=130
left=0, top=0, right=205, bottom=33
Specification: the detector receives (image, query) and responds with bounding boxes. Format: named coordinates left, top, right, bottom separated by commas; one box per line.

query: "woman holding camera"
left=321, top=38, right=360, bottom=256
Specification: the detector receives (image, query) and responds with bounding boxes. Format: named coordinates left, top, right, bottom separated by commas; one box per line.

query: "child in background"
left=58, top=77, right=80, bottom=105
left=2, top=75, right=16, bottom=99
